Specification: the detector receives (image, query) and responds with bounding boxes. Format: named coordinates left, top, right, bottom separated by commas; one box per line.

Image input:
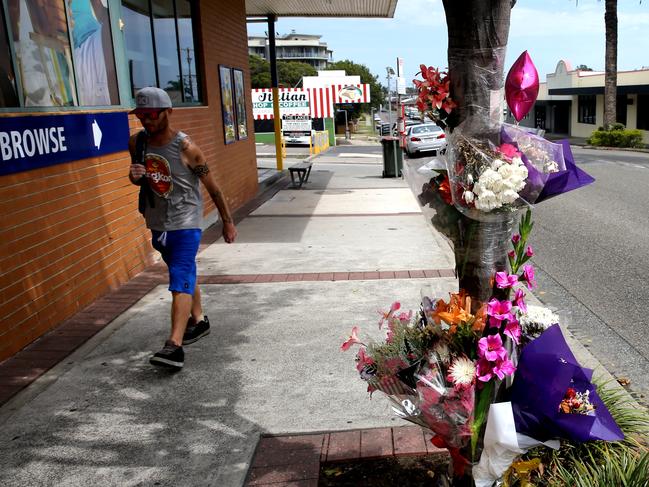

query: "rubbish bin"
left=381, top=137, right=403, bottom=177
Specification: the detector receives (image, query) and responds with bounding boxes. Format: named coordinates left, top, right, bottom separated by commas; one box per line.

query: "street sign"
left=0, top=112, right=129, bottom=176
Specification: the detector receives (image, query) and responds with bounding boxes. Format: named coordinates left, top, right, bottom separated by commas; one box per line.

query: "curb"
left=243, top=426, right=447, bottom=487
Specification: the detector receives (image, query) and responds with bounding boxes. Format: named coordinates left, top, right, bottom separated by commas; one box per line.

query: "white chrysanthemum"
left=479, top=168, right=501, bottom=187
left=474, top=189, right=500, bottom=211
left=501, top=189, right=519, bottom=204
left=498, top=163, right=514, bottom=179
left=492, top=158, right=505, bottom=169
left=463, top=190, right=475, bottom=203
left=519, top=305, right=559, bottom=338
left=448, top=356, right=476, bottom=387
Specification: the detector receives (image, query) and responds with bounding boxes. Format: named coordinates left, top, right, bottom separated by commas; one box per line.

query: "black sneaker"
left=149, top=340, right=184, bottom=369
left=183, top=316, right=210, bottom=345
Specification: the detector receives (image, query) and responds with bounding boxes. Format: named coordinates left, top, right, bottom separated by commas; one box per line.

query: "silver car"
left=404, top=123, right=447, bottom=157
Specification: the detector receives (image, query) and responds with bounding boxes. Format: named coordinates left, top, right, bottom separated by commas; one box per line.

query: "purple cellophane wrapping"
left=510, top=324, right=624, bottom=442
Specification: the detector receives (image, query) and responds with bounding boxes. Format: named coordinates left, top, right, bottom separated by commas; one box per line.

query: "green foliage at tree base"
left=587, top=126, right=645, bottom=148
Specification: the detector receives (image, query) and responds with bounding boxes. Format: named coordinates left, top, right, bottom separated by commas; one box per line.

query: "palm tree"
left=604, top=0, right=617, bottom=129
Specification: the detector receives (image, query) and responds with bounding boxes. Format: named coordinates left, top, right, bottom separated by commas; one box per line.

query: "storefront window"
left=122, top=0, right=201, bottom=103
left=577, top=95, right=596, bottom=125
left=0, top=6, right=18, bottom=107
left=122, top=0, right=157, bottom=93
left=638, top=95, right=649, bottom=131
left=68, top=0, right=120, bottom=106
left=152, top=0, right=181, bottom=104
left=176, top=0, right=198, bottom=102
left=2, top=0, right=119, bottom=108
left=7, top=0, right=76, bottom=106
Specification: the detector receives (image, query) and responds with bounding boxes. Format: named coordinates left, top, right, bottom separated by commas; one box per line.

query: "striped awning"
left=307, top=84, right=371, bottom=118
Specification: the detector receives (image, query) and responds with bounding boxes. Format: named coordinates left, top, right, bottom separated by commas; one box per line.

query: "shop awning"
left=245, top=0, right=398, bottom=17
left=549, top=85, right=649, bottom=96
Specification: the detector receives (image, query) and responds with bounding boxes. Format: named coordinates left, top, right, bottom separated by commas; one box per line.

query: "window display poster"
left=68, top=0, right=119, bottom=105
left=219, top=65, right=235, bottom=144
left=233, top=69, right=248, bottom=140
left=8, top=0, right=76, bottom=106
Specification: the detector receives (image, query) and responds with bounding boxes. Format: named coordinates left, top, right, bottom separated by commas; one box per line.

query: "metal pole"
left=268, top=15, right=283, bottom=171
left=386, top=68, right=393, bottom=132
left=344, top=109, right=349, bottom=139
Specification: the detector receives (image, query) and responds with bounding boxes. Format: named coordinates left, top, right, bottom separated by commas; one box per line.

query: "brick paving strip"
left=0, top=175, right=454, bottom=406
left=243, top=426, right=447, bottom=486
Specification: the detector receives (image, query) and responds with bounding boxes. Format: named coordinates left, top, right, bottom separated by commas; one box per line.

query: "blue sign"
left=0, top=112, right=130, bottom=176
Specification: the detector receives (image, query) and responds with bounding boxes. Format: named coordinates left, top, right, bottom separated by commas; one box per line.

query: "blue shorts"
left=151, top=229, right=202, bottom=295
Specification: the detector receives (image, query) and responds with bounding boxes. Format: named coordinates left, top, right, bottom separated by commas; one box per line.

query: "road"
left=530, top=147, right=649, bottom=406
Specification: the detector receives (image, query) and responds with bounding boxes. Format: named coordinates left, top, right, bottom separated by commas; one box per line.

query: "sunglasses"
left=135, top=109, right=167, bottom=121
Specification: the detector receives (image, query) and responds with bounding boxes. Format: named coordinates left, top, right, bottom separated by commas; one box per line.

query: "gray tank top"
left=142, top=131, right=203, bottom=231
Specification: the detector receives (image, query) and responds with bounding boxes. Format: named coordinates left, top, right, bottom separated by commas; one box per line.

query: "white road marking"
left=336, top=153, right=382, bottom=158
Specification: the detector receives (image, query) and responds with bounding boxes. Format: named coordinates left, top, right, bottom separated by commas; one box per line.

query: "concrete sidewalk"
left=0, top=144, right=629, bottom=487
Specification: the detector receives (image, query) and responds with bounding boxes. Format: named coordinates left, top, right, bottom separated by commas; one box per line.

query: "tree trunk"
left=442, top=0, right=514, bottom=304
left=604, top=0, right=618, bottom=130
left=439, top=4, right=515, bottom=485
left=442, top=0, right=513, bottom=137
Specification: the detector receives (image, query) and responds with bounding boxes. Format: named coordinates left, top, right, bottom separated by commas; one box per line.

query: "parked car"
left=403, top=123, right=447, bottom=157
left=390, top=118, right=421, bottom=136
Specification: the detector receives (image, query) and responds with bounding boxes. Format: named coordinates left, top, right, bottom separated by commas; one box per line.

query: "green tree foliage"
left=277, top=61, right=317, bottom=88
left=575, top=64, right=594, bottom=71
left=249, top=55, right=271, bottom=88
left=249, top=55, right=317, bottom=89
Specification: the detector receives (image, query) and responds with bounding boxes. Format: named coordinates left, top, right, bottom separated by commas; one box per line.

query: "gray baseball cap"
left=130, top=87, right=172, bottom=114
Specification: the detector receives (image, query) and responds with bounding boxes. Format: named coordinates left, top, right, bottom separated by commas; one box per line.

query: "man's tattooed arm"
left=208, top=187, right=234, bottom=224
left=191, top=164, right=210, bottom=177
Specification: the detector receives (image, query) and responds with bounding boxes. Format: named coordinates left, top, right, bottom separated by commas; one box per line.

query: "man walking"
left=128, top=87, right=237, bottom=370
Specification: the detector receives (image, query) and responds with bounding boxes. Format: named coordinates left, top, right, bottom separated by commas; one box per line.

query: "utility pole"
left=386, top=67, right=394, bottom=133
left=184, top=48, right=194, bottom=101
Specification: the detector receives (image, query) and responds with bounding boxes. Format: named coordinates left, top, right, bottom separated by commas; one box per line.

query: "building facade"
left=513, top=60, right=649, bottom=144
left=0, top=0, right=258, bottom=362
left=248, top=31, right=333, bottom=70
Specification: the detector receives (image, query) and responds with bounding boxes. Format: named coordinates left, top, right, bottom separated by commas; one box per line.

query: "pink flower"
left=514, top=288, right=527, bottom=313
left=498, top=143, right=521, bottom=161
left=355, top=347, right=375, bottom=372
left=487, top=298, right=514, bottom=326
left=492, top=358, right=516, bottom=380
left=341, top=326, right=364, bottom=351
left=495, top=271, right=519, bottom=289
left=378, top=301, right=401, bottom=328
left=526, top=245, right=534, bottom=257
left=511, top=234, right=521, bottom=244
left=521, top=264, right=537, bottom=289
left=508, top=250, right=516, bottom=259
left=504, top=319, right=521, bottom=344
left=397, top=310, right=413, bottom=324
left=476, top=358, right=494, bottom=382
left=478, top=334, right=507, bottom=361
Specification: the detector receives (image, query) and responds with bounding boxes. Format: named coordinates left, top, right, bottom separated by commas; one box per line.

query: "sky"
left=246, top=0, right=649, bottom=88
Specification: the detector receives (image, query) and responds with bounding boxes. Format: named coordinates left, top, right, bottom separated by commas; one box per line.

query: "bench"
left=288, top=161, right=313, bottom=189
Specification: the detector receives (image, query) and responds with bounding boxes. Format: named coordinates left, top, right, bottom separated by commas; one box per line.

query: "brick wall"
left=0, top=0, right=257, bottom=362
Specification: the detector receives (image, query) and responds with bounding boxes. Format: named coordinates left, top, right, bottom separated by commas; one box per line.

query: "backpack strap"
left=132, top=131, right=148, bottom=186
left=133, top=130, right=155, bottom=213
